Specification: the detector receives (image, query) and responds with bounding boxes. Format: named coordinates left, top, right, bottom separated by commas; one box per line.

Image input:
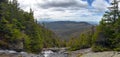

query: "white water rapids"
left=42, top=50, right=54, bottom=57
left=42, top=50, right=68, bottom=57
left=0, top=49, right=68, bottom=57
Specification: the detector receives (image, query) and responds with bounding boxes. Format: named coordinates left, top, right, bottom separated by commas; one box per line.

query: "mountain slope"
left=0, top=0, right=63, bottom=53
left=44, top=21, right=94, bottom=40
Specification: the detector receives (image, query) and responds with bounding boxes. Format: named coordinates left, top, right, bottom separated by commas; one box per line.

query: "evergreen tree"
left=0, top=0, right=62, bottom=53
left=92, top=0, right=120, bottom=51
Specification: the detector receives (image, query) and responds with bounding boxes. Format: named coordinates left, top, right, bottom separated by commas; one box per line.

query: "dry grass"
left=0, top=55, right=11, bottom=57
left=77, top=53, right=83, bottom=57
left=0, top=54, right=21, bottom=57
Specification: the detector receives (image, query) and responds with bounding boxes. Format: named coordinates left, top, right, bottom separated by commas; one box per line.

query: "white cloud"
left=16, top=0, right=110, bottom=22
left=38, top=0, right=88, bottom=9
left=92, top=0, right=110, bottom=12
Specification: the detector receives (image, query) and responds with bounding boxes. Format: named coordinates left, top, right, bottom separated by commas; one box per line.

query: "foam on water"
left=43, top=50, right=53, bottom=57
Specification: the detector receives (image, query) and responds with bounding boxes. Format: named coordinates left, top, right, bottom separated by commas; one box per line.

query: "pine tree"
left=0, top=0, right=62, bottom=53
left=92, top=0, right=120, bottom=51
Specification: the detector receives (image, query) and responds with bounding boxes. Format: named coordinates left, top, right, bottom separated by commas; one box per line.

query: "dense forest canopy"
left=92, top=0, right=120, bottom=51
left=0, top=0, right=65, bottom=53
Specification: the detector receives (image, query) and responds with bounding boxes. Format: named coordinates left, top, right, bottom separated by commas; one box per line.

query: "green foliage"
left=92, top=45, right=110, bottom=52
left=92, top=1, right=120, bottom=51
left=67, top=31, right=93, bottom=51
left=0, top=0, right=63, bottom=53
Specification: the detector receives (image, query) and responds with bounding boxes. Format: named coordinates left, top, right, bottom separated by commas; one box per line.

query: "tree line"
left=1, top=0, right=120, bottom=53
left=67, top=0, right=120, bottom=51
left=0, top=0, right=65, bottom=53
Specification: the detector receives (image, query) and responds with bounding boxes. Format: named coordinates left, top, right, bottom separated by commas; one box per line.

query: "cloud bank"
left=17, top=0, right=111, bottom=22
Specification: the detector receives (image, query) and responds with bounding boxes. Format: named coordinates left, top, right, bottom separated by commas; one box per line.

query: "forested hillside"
left=66, top=0, right=120, bottom=52
left=45, top=21, right=93, bottom=40
left=0, top=0, right=65, bottom=53
left=92, top=0, right=120, bottom=51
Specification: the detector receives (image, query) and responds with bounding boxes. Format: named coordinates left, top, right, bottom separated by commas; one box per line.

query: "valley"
left=44, top=21, right=95, bottom=40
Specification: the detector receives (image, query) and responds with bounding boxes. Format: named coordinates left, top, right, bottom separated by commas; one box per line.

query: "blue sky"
left=86, top=0, right=109, bottom=6
left=17, top=0, right=111, bottom=22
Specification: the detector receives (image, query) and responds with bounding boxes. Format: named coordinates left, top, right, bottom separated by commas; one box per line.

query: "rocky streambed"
left=0, top=49, right=69, bottom=57
left=1, top=48, right=120, bottom=57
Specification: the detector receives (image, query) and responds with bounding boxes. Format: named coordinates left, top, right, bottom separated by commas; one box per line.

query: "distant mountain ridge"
left=44, top=21, right=94, bottom=40
left=39, top=21, right=99, bottom=25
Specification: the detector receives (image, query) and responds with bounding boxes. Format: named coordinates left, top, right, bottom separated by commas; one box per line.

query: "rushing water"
left=42, top=50, right=53, bottom=57
left=42, top=50, right=69, bottom=57
left=0, top=49, right=69, bottom=57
